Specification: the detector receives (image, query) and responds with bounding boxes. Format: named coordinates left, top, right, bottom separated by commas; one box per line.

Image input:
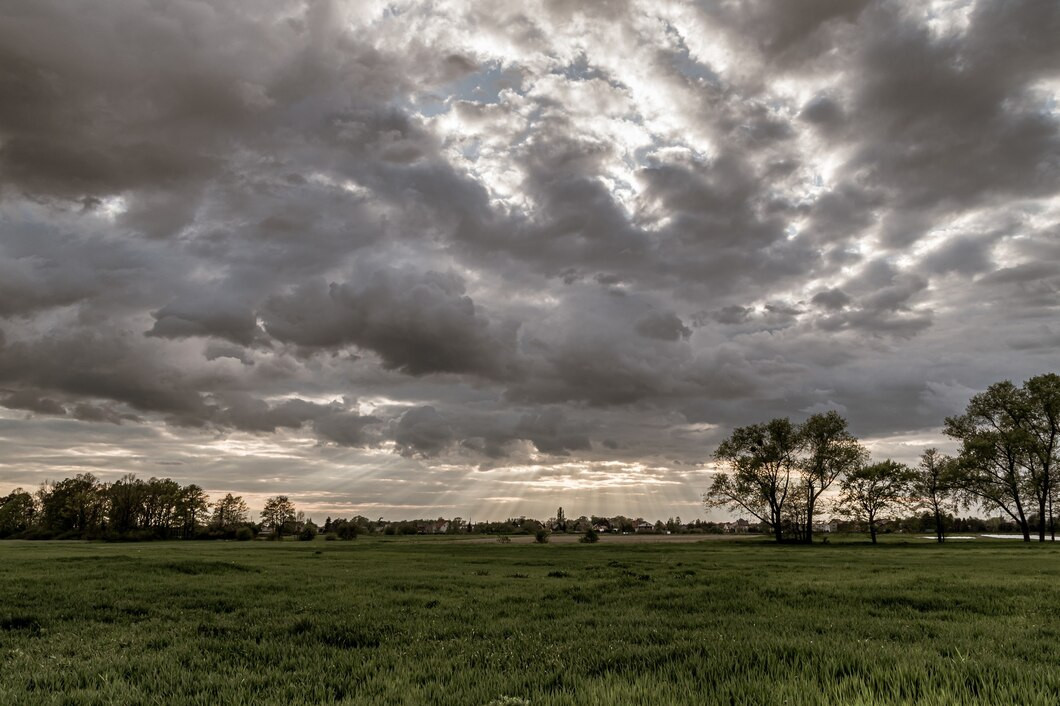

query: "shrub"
left=324, top=533, right=338, bottom=541
left=334, top=520, right=358, bottom=540
left=298, top=524, right=318, bottom=541
left=535, top=529, right=550, bottom=544
left=580, top=528, right=599, bottom=544
left=234, top=527, right=254, bottom=541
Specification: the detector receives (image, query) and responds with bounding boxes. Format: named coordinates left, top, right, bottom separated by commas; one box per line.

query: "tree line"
left=0, top=473, right=322, bottom=541
left=2, top=373, right=1055, bottom=543
left=705, top=373, right=1059, bottom=543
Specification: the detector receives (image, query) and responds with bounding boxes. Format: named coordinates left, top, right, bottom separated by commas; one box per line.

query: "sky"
left=0, top=0, right=1058, bottom=522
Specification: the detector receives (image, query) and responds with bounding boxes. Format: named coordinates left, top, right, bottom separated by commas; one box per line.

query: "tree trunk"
left=868, top=515, right=877, bottom=544
left=805, top=496, right=815, bottom=545
left=1039, top=495, right=1047, bottom=542
left=934, top=507, right=944, bottom=544
left=1050, top=491, right=1055, bottom=542
left=1013, top=492, right=1031, bottom=542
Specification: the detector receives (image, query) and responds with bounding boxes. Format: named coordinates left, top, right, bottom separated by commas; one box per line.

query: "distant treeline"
left=706, top=373, right=1059, bottom=544
left=4, top=373, right=1056, bottom=543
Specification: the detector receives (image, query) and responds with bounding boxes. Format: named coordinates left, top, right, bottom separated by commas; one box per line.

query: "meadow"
left=1, top=536, right=1059, bottom=705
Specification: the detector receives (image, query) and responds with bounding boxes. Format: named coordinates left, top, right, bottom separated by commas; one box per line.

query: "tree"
left=910, top=449, right=958, bottom=543
left=837, top=460, right=915, bottom=544
left=705, top=418, right=801, bottom=542
left=298, top=521, right=318, bottom=541
left=38, top=474, right=106, bottom=536
left=555, top=507, right=566, bottom=532
left=799, top=411, right=867, bottom=543
left=211, top=493, right=249, bottom=532
left=107, top=474, right=145, bottom=535
left=141, top=477, right=182, bottom=537
left=0, top=489, right=35, bottom=537
left=1024, top=374, right=1060, bottom=541
left=261, top=495, right=296, bottom=537
left=175, top=484, right=209, bottom=539
left=332, top=518, right=358, bottom=540
left=945, top=381, right=1035, bottom=541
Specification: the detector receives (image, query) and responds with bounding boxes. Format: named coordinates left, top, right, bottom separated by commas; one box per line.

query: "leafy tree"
left=1024, top=374, right=1060, bottom=541
left=211, top=493, right=250, bottom=532
left=0, top=489, right=35, bottom=537
left=555, top=507, right=566, bottom=532
left=107, top=474, right=145, bottom=535
left=175, top=484, right=209, bottom=539
left=141, top=477, right=182, bottom=536
left=298, top=521, right=318, bottom=541
left=38, top=474, right=106, bottom=536
left=534, top=528, right=550, bottom=543
left=705, top=418, right=801, bottom=542
left=332, top=518, right=358, bottom=540
left=838, top=460, right=915, bottom=544
left=945, top=381, right=1035, bottom=541
left=799, top=411, right=867, bottom=543
left=580, top=527, right=599, bottom=543
left=910, top=449, right=958, bottom=543
left=261, top=495, right=296, bottom=537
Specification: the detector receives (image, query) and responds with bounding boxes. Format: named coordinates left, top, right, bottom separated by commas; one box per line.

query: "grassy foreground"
left=1, top=538, right=1059, bottom=705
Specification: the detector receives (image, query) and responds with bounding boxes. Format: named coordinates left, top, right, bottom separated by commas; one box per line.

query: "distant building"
left=721, top=519, right=750, bottom=534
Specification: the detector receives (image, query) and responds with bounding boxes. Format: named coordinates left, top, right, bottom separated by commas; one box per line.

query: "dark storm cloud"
left=261, top=268, right=521, bottom=379
left=634, top=312, right=692, bottom=341
left=0, top=0, right=1058, bottom=515
left=394, top=406, right=455, bottom=457
left=1, top=389, right=66, bottom=416
left=514, top=408, right=591, bottom=455
left=148, top=296, right=261, bottom=346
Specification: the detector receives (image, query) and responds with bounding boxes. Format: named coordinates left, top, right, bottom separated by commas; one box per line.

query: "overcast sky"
left=0, top=0, right=1057, bottom=521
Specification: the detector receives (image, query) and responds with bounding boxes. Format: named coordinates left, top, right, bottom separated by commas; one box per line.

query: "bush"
left=298, top=524, right=318, bottom=541
left=535, top=529, right=550, bottom=544
left=334, top=520, right=358, bottom=540
left=580, top=528, right=599, bottom=544
left=324, top=533, right=338, bottom=541
left=235, top=526, right=254, bottom=541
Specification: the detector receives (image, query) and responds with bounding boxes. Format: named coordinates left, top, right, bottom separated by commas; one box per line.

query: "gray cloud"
left=0, top=0, right=1057, bottom=518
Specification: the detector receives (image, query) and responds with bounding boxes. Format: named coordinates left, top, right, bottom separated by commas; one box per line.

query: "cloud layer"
left=0, top=0, right=1057, bottom=518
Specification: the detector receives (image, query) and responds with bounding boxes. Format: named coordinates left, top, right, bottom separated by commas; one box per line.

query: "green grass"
left=1, top=538, right=1059, bottom=705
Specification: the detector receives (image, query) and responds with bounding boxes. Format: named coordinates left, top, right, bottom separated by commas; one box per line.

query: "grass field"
left=2, top=537, right=1059, bottom=705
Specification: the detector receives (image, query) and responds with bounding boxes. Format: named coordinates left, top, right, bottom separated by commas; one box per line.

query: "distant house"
left=813, top=519, right=839, bottom=533
left=432, top=520, right=450, bottom=534
left=592, top=523, right=611, bottom=534
left=636, top=521, right=654, bottom=532
left=721, top=519, right=750, bottom=534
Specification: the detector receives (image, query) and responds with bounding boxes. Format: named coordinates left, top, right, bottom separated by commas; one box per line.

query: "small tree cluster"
left=704, top=412, right=866, bottom=543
